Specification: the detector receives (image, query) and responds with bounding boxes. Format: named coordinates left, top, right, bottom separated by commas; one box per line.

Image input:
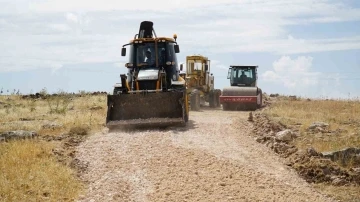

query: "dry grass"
left=264, top=96, right=360, bottom=201
left=0, top=140, right=83, bottom=201
left=313, top=184, right=360, bottom=202
left=0, top=93, right=107, bottom=201
left=264, top=97, right=360, bottom=152
left=0, top=94, right=107, bottom=135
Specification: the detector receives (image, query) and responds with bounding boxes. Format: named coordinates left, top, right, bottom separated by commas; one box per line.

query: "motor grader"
left=106, top=21, right=189, bottom=128
left=219, top=65, right=262, bottom=111
left=179, top=55, right=221, bottom=111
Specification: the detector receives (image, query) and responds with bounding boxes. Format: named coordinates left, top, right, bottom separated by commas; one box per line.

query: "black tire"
left=215, top=89, right=221, bottom=107
left=209, top=90, right=216, bottom=108
left=257, top=88, right=263, bottom=109
left=190, top=89, right=200, bottom=111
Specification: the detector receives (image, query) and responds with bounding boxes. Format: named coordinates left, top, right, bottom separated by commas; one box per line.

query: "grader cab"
left=180, top=55, right=221, bottom=110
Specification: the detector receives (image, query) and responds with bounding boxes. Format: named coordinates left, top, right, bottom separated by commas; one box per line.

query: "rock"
left=307, top=147, right=321, bottom=157
left=255, top=137, right=263, bottom=143
left=322, top=147, right=360, bottom=166
left=350, top=167, right=360, bottom=173
left=19, top=117, right=35, bottom=121
left=0, top=130, right=38, bottom=141
left=248, top=112, right=253, bottom=122
left=89, top=106, right=103, bottom=110
left=308, top=122, right=329, bottom=130
left=275, top=129, right=294, bottom=142
left=266, top=141, right=273, bottom=148
left=42, top=121, right=63, bottom=129
left=331, top=177, right=347, bottom=186
left=314, top=126, right=326, bottom=133
left=273, top=142, right=291, bottom=152
left=219, top=182, right=226, bottom=186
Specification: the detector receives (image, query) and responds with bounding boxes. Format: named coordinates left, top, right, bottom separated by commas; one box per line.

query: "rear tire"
left=190, top=89, right=200, bottom=111
left=257, top=88, right=263, bottom=109
left=209, top=90, right=220, bottom=108
left=215, top=89, right=221, bottom=107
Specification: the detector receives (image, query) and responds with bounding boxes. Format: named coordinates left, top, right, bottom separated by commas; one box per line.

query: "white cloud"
left=26, top=0, right=239, bottom=12
left=65, top=13, right=79, bottom=23
left=209, top=60, right=228, bottom=70
left=262, top=56, right=321, bottom=89
left=0, top=0, right=359, bottom=73
left=49, top=24, right=71, bottom=32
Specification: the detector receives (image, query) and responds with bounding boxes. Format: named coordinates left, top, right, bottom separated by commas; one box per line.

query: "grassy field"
left=263, top=96, right=360, bottom=202
left=264, top=97, right=360, bottom=152
left=0, top=92, right=107, bottom=201
left=1, top=92, right=359, bottom=201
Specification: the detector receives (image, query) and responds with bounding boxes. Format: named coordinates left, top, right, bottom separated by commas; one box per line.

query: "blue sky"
left=0, top=0, right=359, bottom=99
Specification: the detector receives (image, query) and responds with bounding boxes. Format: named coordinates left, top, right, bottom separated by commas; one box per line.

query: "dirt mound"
left=251, top=113, right=360, bottom=186
left=289, top=148, right=360, bottom=185
left=41, top=128, right=90, bottom=176
left=20, top=91, right=108, bottom=100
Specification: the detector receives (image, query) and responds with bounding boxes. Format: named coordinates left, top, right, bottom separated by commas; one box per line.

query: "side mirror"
left=227, top=68, right=231, bottom=79
left=174, top=44, right=180, bottom=53
left=205, top=64, right=209, bottom=71
left=121, top=47, right=126, bottom=56
left=180, top=64, right=183, bottom=71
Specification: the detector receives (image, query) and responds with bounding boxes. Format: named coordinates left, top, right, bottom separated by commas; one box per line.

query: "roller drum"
left=221, top=86, right=258, bottom=111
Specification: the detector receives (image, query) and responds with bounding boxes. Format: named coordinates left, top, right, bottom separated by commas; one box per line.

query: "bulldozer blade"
left=106, top=91, right=186, bottom=129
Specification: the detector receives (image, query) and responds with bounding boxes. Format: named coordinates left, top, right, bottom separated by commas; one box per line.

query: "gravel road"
left=76, top=108, right=334, bottom=202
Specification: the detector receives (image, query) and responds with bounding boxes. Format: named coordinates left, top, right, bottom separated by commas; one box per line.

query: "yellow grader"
left=179, top=55, right=221, bottom=111
left=106, top=21, right=189, bottom=128
left=220, top=65, right=263, bottom=111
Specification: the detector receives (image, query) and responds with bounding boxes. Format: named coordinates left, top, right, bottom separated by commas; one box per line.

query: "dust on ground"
left=74, top=108, right=334, bottom=202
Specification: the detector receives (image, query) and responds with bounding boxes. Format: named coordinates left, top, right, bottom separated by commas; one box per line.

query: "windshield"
left=130, top=42, right=174, bottom=67
left=230, top=67, right=256, bottom=85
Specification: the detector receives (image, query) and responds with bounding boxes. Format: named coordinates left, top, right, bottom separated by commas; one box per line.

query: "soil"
left=74, top=108, right=335, bottom=202
left=251, top=113, right=360, bottom=187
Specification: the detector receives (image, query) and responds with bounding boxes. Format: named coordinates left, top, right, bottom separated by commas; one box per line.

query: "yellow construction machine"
left=179, top=55, right=221, bottom=111
left=106, top=21, right=189, bottom=128
left=219, top=65, right=263, bottom=111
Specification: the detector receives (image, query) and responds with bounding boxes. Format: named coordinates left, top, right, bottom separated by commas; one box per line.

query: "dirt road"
left=75, top=109, right=334, bottom=202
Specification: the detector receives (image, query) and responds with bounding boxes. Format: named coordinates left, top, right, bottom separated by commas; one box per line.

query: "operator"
left=145, top=50, right=155, bottom=65
left=239, top=71, right=248, bottom=82
left=159, top=48, right=166, bottom=65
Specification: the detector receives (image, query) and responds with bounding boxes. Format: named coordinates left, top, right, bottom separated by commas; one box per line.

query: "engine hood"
left=137, top=68, right=159, bottom=81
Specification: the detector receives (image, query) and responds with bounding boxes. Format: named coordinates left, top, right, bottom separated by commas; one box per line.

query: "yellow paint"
left=186, top=55, right=209, bottom=61
left=130, top=37, right=175, bottom=43
left=185, top=92, right=189, bottom=117
left=156, top=80, right=160, bottom=92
